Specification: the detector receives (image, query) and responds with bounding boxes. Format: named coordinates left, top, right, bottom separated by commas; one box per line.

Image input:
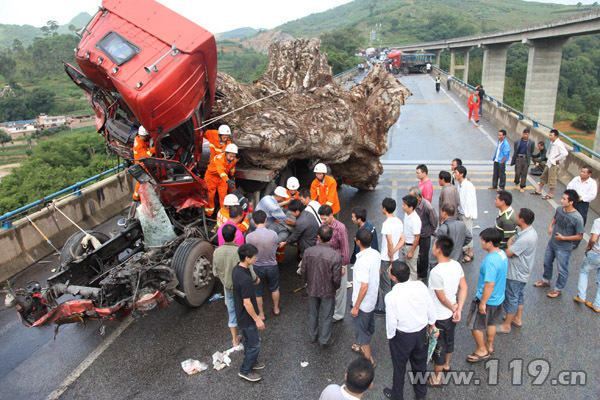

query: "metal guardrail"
left=333, top=66, right=359, bottom=79
left=433, top=66, right=600, bottom=158
left=0, top=163, right=126, bottom=229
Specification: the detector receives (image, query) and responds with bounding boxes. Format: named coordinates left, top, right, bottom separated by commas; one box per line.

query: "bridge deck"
left=0, top=73, right=597, bottom=400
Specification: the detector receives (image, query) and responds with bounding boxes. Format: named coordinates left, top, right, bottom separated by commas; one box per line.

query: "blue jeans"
left=577, top=251, right=600, bottom=309
left=224, top=290, right=237, bottom=328
left=240, top=324, right=261, bottom=374
left=543, top=241, right=573, bottom=290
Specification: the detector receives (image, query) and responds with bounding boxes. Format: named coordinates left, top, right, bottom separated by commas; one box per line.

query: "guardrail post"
left=1, top=218, right=13, bottom=229
left=73, top=184, right=83, bottom=196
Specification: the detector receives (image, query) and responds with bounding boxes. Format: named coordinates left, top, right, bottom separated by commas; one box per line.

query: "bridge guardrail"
left=432, top=66, right=600, bottom=158
left=0, top=163, right=126, bottom=229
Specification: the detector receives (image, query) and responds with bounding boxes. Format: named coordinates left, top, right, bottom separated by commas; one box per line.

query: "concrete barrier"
left=0, top=172, right=135, bottom=282
left=442, top=74, right=600, bottom=213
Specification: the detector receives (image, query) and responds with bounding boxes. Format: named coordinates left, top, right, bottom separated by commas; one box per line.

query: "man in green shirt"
left=213, top=224, right=259, bottom=347
left=494, top=190, right=517, bottom=249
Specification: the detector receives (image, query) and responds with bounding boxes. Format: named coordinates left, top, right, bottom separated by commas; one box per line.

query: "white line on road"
left=46, top=317, right=134, bottom=400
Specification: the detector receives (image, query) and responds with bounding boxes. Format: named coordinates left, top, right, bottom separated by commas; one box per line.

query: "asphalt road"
left=1, top=73, right=598, bottom=400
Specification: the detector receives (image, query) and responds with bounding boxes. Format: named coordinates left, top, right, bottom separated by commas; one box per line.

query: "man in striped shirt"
left=495, top=191, right=517, bottom=249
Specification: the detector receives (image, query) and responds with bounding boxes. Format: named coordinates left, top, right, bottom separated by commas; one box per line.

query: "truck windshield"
left=96, top=32, right=140, bottom=65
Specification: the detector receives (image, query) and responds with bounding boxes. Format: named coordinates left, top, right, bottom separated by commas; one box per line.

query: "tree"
left=68, top=24, right=77, bottom=32
left=0, top=131, right=11, bottom=148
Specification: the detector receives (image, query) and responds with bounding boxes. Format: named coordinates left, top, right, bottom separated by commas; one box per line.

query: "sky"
left=0, top=0, right=596, bottom=33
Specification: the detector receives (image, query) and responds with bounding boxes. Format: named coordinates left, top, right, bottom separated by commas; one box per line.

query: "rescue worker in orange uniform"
left=205, top=143, right=237, bottom=217
left=132, top=126, right=155, bottom=201
left=310, top=163, right=340, bottom=216
left=205, top=124, right=232, bottom=159
left=279, top=176, right=301, bottom=208
left=216, top=193, right=251, bottom=232
left=468, top=91, right=480, bottom=124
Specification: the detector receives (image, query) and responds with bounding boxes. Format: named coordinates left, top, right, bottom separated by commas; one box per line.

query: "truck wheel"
left=402, top=67, right=409, bottom=75
left=172, top=238, right=215, bottom=307
left=59, top=230, right=110, bottom=268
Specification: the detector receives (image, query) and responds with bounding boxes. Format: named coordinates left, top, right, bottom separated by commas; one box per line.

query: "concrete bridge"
left=391, top=11, right=600, bottom=127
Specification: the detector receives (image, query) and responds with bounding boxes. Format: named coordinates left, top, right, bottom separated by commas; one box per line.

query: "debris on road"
left=301, top=361, right=309, bottom=368
left=212, top=351, right=232, bottom=371
left=181, top=359, right=209, bottom=375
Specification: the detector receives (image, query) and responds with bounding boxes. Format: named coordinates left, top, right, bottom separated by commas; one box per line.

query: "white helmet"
left=223, top=194, right=239, bottom=206
left=138, top=126, right=149, bottom=136
left=286, top=177, right=299, bottom=190
left=218, top=125, right=231, bottom=136
left=273, top=186, right=288, bottom=198
left=313, top=163, right=327, bottom=174
left=225, top=143, right=238, bottom=154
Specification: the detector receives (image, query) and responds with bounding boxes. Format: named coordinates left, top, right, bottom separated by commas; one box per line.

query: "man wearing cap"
left=132, top=126, right=155, bottom=201
left=311, top=163, right=340, bottom=217
left=217, top=193, right=251, bottom=233
left=205, top=124, right=232, bottom=158
left=205, top=143, right=238, bottom=217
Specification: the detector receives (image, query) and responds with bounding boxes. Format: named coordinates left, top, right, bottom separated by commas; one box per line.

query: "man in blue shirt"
left=490, top=129, right=511, bottom=191
left=466, top=228, right=507, bottom=363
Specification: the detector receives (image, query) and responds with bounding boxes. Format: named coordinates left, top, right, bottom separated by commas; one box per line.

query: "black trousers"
left=492, top=161, right=506, bottom=189
left=389, top=327, right=428, bottom=400
left=514, top=156, right=529, bottom=188
left=416, top=235, right=431, bottom=280
left=574, top=201, right=590, bottom=226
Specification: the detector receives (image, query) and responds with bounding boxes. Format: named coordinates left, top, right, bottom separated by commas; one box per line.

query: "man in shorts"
left=246, top=210, right=281, bottom=319
left=498, top=208, right=538, bottom=333
left=350, top=229, right=380, bottom=367
left=532, top=129, right=568, bottom=199
left=428, top=235, right=468, bottom=385
left=466, top=228, right=507, bottom=363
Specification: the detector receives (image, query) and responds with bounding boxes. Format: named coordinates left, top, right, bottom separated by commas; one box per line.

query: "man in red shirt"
left=417, top=164, right=433, bottom=203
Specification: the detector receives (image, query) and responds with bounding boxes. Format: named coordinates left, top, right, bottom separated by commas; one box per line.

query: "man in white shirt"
left=383, top=261, right=437, bottom=400
left=299, top=188, right=323, bottom=225
left=350, top=229, right=381, bottom=367
left=454, top=165, right=478, bottom=263
left=533, top=129, right=568, bottom=200
left=319, top=357, right=374, bottom=400
left=376, top=198, right=404, bottom=314
left=399, top=195, right=421, bottom=281
left=567, top=165, right=598, bottom=226
left=428, top=235, right=468, bottom=386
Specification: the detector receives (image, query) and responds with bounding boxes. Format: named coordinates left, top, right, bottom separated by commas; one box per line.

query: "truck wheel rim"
left=192, top=255, right=211, bottom=290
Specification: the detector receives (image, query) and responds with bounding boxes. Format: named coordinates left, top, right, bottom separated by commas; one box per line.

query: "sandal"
left=547, top=289, right=562, bottom=298
left=542, top=195, right=553, bottom=200
left=533, top=280, right=550, bottom=287
left=466, top=352, right=490, bottom=363
left=530, top=191, right=542, bottom=195
left=351, top=344, right=364, bottom=355
left=461, top=255, right=474, bottom=263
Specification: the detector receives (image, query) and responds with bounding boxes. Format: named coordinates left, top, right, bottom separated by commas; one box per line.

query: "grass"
left=563, top=131, right=595, bottom=157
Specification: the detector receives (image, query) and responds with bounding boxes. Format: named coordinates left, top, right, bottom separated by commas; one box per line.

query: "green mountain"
left=0, top=12, right=92, bottom=51
left=275, top=0, right=594, bottom=46
left=217, top=27, right=260, bottom=40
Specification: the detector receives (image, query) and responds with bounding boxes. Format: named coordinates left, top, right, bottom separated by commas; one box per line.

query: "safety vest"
left=310, top=175, right=340, bottom=215
left=216, top=208, right=250, bottom=232
left=133, top=135, right=155, bottom=163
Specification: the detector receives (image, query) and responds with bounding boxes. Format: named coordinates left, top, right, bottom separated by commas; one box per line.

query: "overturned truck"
left=14, top=0, right=409, bottom=327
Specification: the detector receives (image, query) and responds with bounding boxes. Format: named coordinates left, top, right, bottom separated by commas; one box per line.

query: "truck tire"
left=59, top=231, right=110, bottom=268
left=402, top=67, right=409, bottom=75
left=172, top=238, right=215, bottom=307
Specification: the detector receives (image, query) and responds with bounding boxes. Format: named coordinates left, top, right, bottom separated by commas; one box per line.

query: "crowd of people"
left=201, top=123, right=600, bottom=398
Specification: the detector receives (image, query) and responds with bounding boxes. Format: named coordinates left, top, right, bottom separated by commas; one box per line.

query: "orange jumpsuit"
left=132, top=135, right=155, bottom=201
left=205, top=153, right=236, bottom=216
left=216, top=207, right=250, bottom=232
left=205, top=129, right=231, bottom=159
left=468, top=93, right=479, bottom=122
left=310, top=175, right=340, bottom=215
left=284, top=189, right=300, bottom=208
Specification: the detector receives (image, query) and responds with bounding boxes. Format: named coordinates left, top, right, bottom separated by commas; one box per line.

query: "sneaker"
left=320, top=338, right=336, bottom=348
left=586, top=301, right=600, bottom=312
left=253, top=362, right=266, bottom=370
left=574, top=295, right=586, bottom=304
left=383, top=388, right=393, bottom=399
left=238, top=371, right=262, bottom=382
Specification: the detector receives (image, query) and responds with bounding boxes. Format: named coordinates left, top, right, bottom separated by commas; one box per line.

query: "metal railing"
left=333, top=66, right=359, bottom=79
left=0, top=163, right=126, bottom=229
left=433, top=66, right=600, bottom=158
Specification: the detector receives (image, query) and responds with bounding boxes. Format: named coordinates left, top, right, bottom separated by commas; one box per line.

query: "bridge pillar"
left=450, top=50, right=456, bottom=76
left=433, top=49, right=443, bottom=68
left=463, top=50, right=470, bottom=83
left=450, top=47, right=473, bottom=83
left=523, top=38, right=568, bottom=126
left=481, top=43, right=510, bottom=102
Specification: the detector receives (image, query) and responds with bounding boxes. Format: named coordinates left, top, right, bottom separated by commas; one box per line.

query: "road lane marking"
left=46, top=317, right=134, bottom=400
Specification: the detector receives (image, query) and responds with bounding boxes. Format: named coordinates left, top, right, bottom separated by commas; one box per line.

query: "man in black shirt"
left=232, top=244, right=265, bottom=382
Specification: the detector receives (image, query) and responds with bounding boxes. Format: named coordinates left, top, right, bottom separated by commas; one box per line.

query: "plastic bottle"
left=209, top=293, right=223, bottom=302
